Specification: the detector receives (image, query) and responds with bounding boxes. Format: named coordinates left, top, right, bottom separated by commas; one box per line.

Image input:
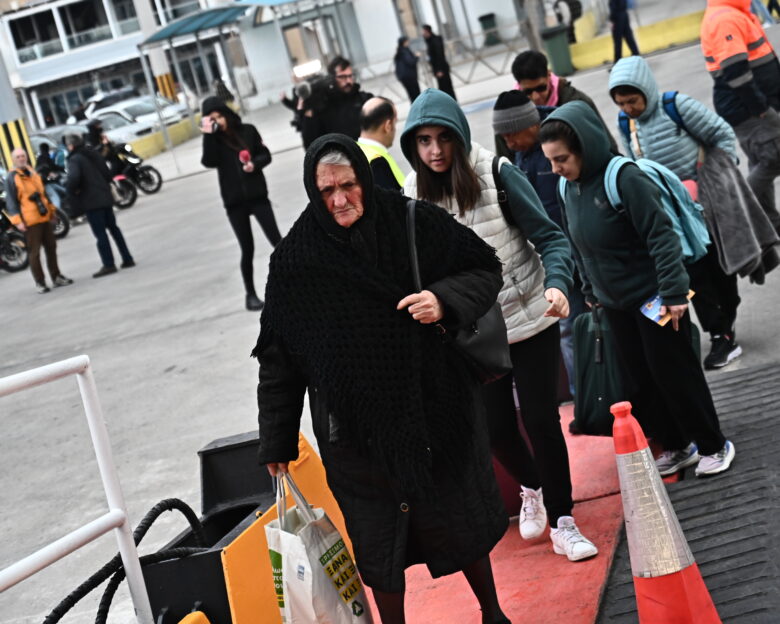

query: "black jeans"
left=435, top=72, right=457, bottom=101
left=686, top=244, right=740, bottom=336
left=227, top=198, right=282, bottom=296
left=602, top=306, right=726, bottom=455
left=481, top=323, right=573, bottom=525
left=85, top=206, right=133, bottom=268
left=612, top=12, right=640, bottom=62
left=399, top=77, right=421, bottom=103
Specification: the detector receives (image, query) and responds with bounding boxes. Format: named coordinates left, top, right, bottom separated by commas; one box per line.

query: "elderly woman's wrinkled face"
left=316, top=163, right=364, bottom=228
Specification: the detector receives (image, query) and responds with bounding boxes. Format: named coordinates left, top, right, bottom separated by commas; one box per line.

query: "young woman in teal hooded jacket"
left=401, top=88, right=599, bottom=563
left=539, top=101, right=735, bottom=478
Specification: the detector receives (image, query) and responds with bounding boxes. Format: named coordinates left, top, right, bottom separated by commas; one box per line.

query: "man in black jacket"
left=422, top=24, right=456, bottom=101
left=300, top=56, right=373, bottom=148
left=64, top=133, right=135, bottom=278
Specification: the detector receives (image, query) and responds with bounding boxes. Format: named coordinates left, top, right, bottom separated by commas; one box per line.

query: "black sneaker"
left=36, top=282, right=50, bottom=294
left=703, top=334, right=742, bottom=370
left=121, top=260, right=136, bottom=269
left=92, top=266, right=118, bottom=278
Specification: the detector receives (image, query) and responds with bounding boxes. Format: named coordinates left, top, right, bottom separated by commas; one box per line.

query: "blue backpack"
left=558, top=156, right=710, bottom=264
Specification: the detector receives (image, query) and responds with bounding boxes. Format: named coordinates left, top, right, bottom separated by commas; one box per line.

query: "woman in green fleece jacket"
left=539, top=101, right=735, bottom=478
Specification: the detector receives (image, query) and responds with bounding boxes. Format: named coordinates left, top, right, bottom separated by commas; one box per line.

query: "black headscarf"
left=254, top=134, right=501, bottom=492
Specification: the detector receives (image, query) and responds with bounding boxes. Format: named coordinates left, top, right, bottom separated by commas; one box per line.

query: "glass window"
left=98, top=112, right=130, bottom=130
left=39, top=99, right=56, bottom=127
left=10, top=12, right=63, bottom=62
left=61, top=0, right=112, bottom=49
left=51, top=95, right=69, bottom=124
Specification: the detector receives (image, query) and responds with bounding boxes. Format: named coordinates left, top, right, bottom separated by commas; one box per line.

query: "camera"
left=29, top=191, right=48, bottom=216
left=294, top=74, right=335, bottom=114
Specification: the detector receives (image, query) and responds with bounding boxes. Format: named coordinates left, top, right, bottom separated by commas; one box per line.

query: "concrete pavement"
left=2, top=23, right=780, bottom=624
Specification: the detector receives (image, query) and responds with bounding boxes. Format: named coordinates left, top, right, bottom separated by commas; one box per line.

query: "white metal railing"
left=0, top=355, right=154, bottom=624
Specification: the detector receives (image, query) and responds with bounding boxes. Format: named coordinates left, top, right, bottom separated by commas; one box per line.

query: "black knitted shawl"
left=253, top=134, right=501, bottom=491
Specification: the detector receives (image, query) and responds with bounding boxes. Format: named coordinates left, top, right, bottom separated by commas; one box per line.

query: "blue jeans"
left=85, top=206, right=133, bottom=268
left=45, top=183, right=66, bottom=209
left=558, top=285, right=587, bottom=397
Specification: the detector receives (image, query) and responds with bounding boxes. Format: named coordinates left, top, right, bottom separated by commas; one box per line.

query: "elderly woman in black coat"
left=253, top=134, right=511, bottom=624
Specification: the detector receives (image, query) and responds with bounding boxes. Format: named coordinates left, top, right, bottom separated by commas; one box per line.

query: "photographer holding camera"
left=5, top=147, right=72, bottom=293
left=298, top=56, right=373, bottom=148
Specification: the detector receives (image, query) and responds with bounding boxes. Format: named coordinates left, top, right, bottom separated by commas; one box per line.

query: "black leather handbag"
left=406, top=199, right=512, bottom=384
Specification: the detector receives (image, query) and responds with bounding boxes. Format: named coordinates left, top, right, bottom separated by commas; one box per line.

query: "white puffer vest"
left=405, top=142, right=556, bottom=343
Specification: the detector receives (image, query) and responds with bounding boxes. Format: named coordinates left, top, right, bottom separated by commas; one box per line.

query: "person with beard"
left=201, top=96, right=281, bottom=311
left=300, top=56, right=373, bottom=148
left=254, top=134, right=511, bottom=624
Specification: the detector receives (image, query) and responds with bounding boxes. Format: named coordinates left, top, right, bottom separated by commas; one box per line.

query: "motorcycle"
left=0, top=209, right=29, bottom=273
left=112, top=144, right=163, bottom=194
left=112, top=174, right=137, bottom=209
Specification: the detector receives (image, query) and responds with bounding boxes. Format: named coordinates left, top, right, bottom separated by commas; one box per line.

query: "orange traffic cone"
left=610, top=401, right=721, bottom=623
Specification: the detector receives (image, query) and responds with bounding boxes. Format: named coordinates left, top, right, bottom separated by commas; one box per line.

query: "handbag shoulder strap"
left=492, top=156, right=516, bottom=227
left=406, top=199, right=423, bottom=292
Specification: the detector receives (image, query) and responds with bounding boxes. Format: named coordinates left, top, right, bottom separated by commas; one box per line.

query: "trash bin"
left=541, top=24, right=574, bottom=76
left=478, top=13, right=502, bottom=46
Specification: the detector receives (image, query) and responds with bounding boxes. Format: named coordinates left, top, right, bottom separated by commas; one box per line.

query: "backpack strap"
left=556, top=175, right=568, bottom=203
left=492, top=155, right=515, bottom=227
left=617, top=111, right=631, bottom=145
left=661, top=91, right=689, bottom=136
left=603, top=155, right=632, bottom=211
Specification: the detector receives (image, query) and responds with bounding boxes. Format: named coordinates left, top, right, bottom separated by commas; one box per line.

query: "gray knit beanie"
left=492, top=90, right=540, bottom=135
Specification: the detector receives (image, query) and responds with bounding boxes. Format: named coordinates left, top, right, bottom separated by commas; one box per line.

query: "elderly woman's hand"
left=397, top=290, right=444, bottom=324
left=543, top=287, right=570, bottom=318
left=659, top=303, right=688, bottom=331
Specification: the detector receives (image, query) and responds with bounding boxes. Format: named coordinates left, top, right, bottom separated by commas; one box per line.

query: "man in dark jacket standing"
left=64, top=134, right=135, bottom=278
left=701, top=0, right=780, bottom=231
left=300, top=56, right=373, bottom=148
left=609, top=0, right=640, bottom=63
left=422, top=24, right=457, bottom=101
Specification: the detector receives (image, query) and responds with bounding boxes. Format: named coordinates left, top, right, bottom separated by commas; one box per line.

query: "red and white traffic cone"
left=611, top=401, right=721, bottom=623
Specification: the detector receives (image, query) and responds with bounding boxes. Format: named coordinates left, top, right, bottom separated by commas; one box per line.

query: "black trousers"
left=612, top=12, right=640, bottom=62
left=481, top=323, right=573, bottom=525
left=686, top=245, right=740, bottom=336
left=226, top=198, right=282, bottom=296
left=399, top=77, right=421, bottom=103
left=602, top=306, right=726, bottom=455
left=435, top=72, right=457, bottom=101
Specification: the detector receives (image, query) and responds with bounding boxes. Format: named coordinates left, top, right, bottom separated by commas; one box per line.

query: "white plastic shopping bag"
left=265, top=473, right=373, bottom=624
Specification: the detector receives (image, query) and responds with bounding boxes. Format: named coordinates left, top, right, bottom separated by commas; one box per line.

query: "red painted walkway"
left=367, top=405, right=626, bottom=623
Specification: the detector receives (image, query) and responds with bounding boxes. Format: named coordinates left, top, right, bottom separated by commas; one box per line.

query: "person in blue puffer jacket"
left=608, top=55, right=743, bottom=371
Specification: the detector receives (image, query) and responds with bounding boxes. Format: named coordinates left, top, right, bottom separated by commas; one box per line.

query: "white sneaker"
left=654, top=443, right=700, bottom=476
left=695, top=440, right=735, bottom=477
left=550, top=516, right=598, bottom=561
left=519, top=486, right=547, bottom=539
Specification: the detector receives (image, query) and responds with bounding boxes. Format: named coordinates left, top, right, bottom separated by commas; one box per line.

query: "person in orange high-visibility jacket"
left=701, top=0, right=780, bottom=230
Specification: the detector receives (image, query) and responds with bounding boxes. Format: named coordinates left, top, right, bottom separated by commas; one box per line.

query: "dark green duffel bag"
left=572, top=306, right=625, bottom=436
left=572, top=307, right=702, bottom=435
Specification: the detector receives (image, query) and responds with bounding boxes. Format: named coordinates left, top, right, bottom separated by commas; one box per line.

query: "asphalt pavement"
left=1, top=24, right=780, bottom=624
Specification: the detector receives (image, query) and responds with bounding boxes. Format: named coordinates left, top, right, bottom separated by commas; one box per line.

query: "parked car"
left=92, top=95, right=189, bottom=128
left=31, top=114, right=153, bottom=152
left=83, top=87, right=141, bottom=119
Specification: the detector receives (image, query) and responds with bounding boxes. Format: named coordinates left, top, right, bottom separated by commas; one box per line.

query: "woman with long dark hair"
left=201, top=96, right=282, bottom=311
left=401, top=88, right=598, bottom=562
left=394, top=36, right=421, bottom=103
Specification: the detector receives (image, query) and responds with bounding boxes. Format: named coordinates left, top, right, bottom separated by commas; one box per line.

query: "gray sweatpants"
left=734, top=108, right=780, bottom=230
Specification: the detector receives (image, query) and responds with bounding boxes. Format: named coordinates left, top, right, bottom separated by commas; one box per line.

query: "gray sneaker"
left=655, top=443, right=700, bottom=476
left=695, top=441, right=735, bottom=477
left=35, top=282, right=50, bottom=294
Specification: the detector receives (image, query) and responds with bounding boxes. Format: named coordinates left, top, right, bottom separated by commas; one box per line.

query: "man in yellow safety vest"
left=357, top=97, right=405, bottom=192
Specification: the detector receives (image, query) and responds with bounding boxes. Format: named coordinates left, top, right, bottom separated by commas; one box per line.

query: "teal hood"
left=608, top=56, right=660, bottom=121
left=400, top=88, right=470, bottom=164
left=542, top=100, right=614, bottom=182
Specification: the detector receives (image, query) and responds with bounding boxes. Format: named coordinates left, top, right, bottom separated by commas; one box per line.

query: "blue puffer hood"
left=400, top=88, right=470, bottom=164
left=608, top=56, right=660, bottom=121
